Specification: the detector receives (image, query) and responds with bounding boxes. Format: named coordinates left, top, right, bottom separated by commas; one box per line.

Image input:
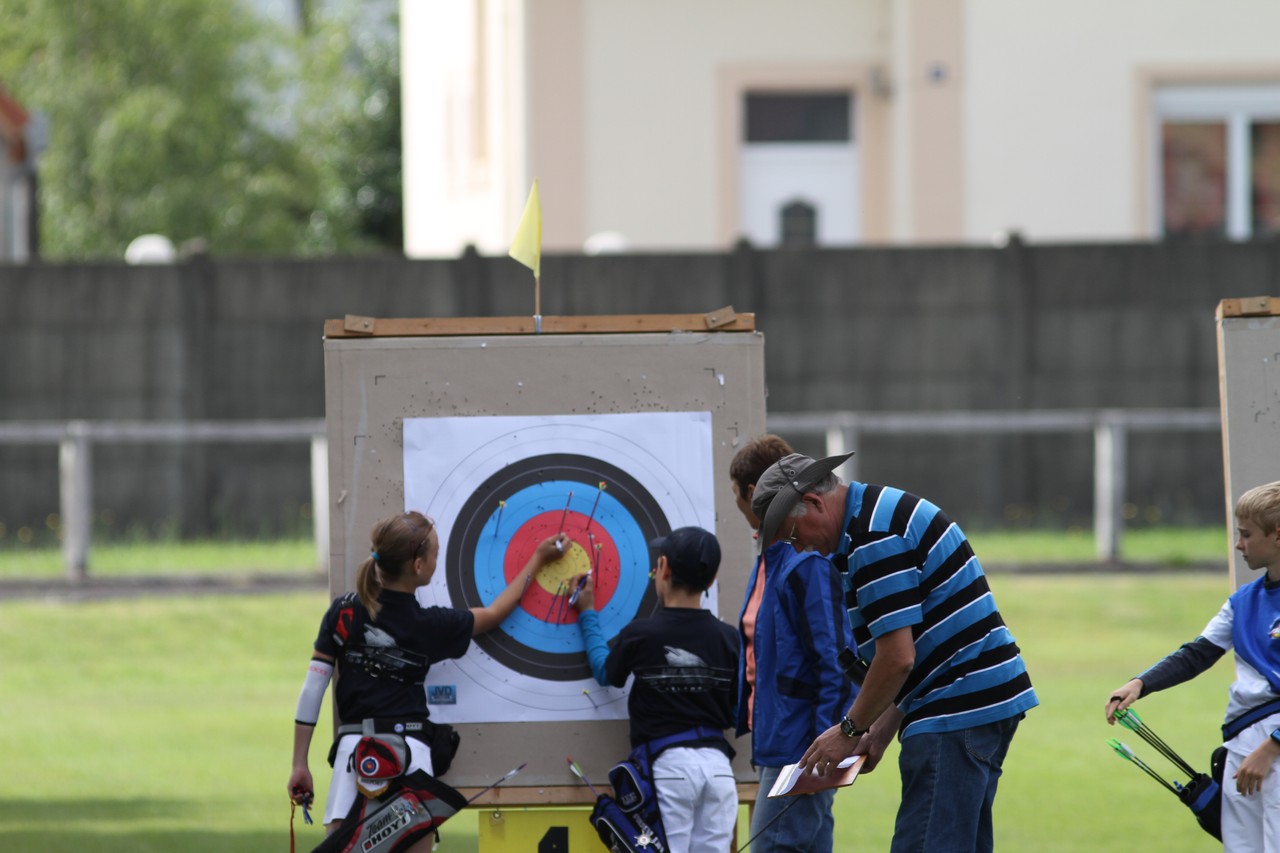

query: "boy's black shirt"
left=605, top=606, right=740, bottom=753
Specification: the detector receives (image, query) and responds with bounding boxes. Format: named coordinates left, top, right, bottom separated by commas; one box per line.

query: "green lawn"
left=966, top=525, right=1230, bottom=566
left=0, top=525, right=1232, bottom=582
left=0, top=538, right=320, bottom=579
left=0, top=569, right=1236, bottom=852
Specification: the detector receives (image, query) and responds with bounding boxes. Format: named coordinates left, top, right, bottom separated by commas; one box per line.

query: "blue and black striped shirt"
left=834, top=483, right=1038, bottom=739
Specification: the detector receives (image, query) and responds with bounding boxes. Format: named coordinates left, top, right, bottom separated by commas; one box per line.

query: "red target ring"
left=507, top=511, right=621, bottom=623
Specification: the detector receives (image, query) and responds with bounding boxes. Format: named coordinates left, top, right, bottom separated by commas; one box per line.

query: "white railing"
left=0, top=408, right=1223, bottom=579
left=0, top=419, right=327, bottom=582
left=766, top=408, right=1223, bottom=562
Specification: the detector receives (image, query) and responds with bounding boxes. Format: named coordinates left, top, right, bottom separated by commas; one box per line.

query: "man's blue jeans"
left=891, top=714, right=1023, bottom=853
left=750, top=765, right=836, bottom=853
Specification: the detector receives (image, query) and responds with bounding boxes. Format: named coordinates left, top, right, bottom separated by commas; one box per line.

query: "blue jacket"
left=735, top=540, right=855, bottom=767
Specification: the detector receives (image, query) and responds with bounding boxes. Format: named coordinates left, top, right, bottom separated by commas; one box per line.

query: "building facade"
left=401, top=0, right=1280, bottom=257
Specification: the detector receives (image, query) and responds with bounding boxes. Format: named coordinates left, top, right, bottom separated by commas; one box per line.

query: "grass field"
left=967, top=525, right=1230, bottom=567
left=0, top=538, right=320, bottom=579
left=0, top=565, right=1235, bottom=852
left=0, top=525, right=1231, bottom=581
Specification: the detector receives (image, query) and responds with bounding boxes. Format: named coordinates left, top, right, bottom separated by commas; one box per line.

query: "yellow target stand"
left=478, top=806, right=595, bottom=852
left=462, top=783, right=756, bottom=852
left=464, top=785, right=595, bottom=853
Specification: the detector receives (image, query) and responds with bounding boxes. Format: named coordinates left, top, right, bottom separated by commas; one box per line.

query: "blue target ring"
left=446, top=454, right=666, bottom=681
left=470, top=481, right=649, bottom=654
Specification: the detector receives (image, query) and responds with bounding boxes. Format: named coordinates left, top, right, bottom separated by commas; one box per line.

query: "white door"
left=738, top=92, right=859, bottom=247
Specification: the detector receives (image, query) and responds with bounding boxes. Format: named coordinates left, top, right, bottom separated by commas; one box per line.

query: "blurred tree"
left=293, top=0, right=403, bottom=252
left=0, top=0, right=401, bottom=259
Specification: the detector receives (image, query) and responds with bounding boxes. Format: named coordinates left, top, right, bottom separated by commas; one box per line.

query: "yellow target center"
left=535, top=541, right=592, bottom=593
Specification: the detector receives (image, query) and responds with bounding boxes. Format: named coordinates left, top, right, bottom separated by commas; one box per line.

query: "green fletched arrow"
left=1115, top=708, right=1141, bottom=732
left=1106, top=739, right=1178, bottom=794
left=1113, top=708, right=1197, bottom=777
left=566, top=755, right=600, bottom=797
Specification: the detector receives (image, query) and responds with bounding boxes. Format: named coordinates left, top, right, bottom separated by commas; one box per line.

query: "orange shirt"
left=741, top=554, right=768, bottom=727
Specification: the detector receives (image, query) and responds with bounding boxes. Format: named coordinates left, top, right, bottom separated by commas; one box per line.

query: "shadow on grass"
left=0, top=799, right=319, bottom=853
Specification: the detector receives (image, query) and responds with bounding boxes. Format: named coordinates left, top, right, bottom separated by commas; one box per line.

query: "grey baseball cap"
left=752, top=452, right=854, bottom=549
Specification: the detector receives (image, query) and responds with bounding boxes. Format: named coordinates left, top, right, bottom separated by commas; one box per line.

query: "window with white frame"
left=1153, top=84, right=1280, bottom=240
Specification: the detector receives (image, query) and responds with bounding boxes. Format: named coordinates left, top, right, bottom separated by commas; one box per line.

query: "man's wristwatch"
left=1270, top=728, right=1280, bottom=748
left=840, top=716, right=869, bottom=738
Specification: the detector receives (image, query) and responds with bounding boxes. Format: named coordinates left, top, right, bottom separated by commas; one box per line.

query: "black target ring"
left=446, top=453, right=667, bottom=681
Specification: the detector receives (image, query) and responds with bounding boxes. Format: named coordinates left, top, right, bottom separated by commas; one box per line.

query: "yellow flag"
left=508, top=179, right=542, bottom=278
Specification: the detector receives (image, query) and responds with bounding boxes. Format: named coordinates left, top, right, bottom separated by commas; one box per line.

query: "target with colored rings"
left=405, top=412, right=714, bottom=722
left=446, top=454, right=664, bottom=682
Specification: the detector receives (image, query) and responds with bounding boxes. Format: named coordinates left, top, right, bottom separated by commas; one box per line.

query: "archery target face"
left=403, top=412, right=715, bottom=723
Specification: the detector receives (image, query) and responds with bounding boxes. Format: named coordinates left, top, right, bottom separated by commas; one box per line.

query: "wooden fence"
left=0, top=408, right=1221, bottom=579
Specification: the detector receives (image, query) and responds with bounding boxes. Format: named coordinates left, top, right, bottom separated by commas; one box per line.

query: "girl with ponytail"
left=288, top=510, right=569, bottom=838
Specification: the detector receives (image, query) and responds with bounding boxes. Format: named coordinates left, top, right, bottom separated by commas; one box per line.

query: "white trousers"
left=651, top=746, right=738, bottom=853
left=1221, top=748, right=1280, bottom=852
left=323, top=733, right=434, bottom=826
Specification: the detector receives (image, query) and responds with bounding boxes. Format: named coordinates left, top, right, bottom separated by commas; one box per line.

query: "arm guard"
left=295, top=657, right=334, bottom=725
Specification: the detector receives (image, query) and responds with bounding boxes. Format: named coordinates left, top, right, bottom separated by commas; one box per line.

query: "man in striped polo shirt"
left=752, top=452, right=1038, bottom=853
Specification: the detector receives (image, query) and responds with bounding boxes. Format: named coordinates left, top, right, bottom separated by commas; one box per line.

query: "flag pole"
left=535, top=275, right=542, bottom=334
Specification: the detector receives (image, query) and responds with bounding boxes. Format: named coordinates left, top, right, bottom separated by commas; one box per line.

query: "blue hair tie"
left=370, top=550, right=380, bottom=562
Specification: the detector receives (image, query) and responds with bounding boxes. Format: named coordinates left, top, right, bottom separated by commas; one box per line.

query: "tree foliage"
left=0, top=0, right=401, bottom=259
left=292, top=0, right=403, bottom=252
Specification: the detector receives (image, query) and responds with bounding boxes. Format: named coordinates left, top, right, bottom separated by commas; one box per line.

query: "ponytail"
left=356, top=555, right=383, bottom=620
left=356, top=511, right=435, bottom=622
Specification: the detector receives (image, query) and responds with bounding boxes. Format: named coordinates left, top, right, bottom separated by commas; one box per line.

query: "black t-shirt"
left=314, top=590, right=474, bottom=722
left=605, top=607, right=740, bottom=749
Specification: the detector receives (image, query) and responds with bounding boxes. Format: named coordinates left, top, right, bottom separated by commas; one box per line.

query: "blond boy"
left=1106, top=482, right=1280, bottom=852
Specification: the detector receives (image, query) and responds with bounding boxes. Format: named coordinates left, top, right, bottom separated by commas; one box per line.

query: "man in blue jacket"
left=729, top=436, right=854, bottom=853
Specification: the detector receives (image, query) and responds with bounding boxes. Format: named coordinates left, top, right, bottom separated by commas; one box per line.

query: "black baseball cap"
left=649, top=526, right=721, bottom=591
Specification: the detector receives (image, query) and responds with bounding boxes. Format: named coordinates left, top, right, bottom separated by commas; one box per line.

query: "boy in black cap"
left=572, top=526, right=740, bottom=853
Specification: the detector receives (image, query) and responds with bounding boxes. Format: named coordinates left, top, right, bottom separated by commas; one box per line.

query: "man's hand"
left=799, top=724, right=859, bottom=776
left=856, top=707, right=902, bottom=773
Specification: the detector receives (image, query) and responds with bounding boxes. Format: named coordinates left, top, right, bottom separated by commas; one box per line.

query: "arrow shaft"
left=1111, top=744, right=1178, bottom=794
left=465, top=763, right=527, bottom=805
left=558, top=492, right=574, bottom=533
left=1117, top=710, right=1198, bottom=777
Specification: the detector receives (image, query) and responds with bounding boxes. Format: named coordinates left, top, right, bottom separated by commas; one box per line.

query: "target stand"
left=322, top=311, right=766, bottom=808
left=1218, top=297, right=1280, bottom=588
